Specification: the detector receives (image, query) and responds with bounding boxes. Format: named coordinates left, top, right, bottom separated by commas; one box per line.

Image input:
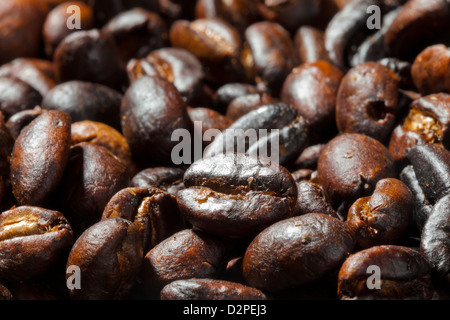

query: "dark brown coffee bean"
left=389, top=93, right=450, bottom=166
left=411, top=44, right=450, bottom=95
left=243, top=213, right=354, bottom=291
left=195, top=0, right=260, bottom=33
left=187, top=107, right=233, bottom=140
left=256, top=0, right=321, bottom=32
left=53, top=29, right=125, bottom=90
left=127, top=48, right=204, bottom=105
left=336, top=62, right=400, bottom=143
left=121, top=75, right=193, bottom=166
left=294, top=26, right=330, bottom=65
left=338, top=245, right=433, bottom=300
left=281, top=60, right=343, bottom=133
left=177, top=153, right=297, bottom=238
left=293, top=180, right=337, bottom=218
left=0, top=58, right=57, bottom=97
left=347, top=178, right=414, bottom=249
left=0, top=0, right=49, bottom=65
left=242, top=21, right=298, bottom=95
left=204, top=104, right=309, bottom=166
left=56, top=143, right=130, bottom=233
left=420, top=194, right=450, bottom=284
left=226, top=92, right=277, bottom=121
left=0, top=112, right=14, bottom=206
left=384, top=0, right=450, bottom=62
left=160, top=278, right=268, bottom=300
left=0, top=283, right=13, bottom=300
left=0, top=76, right=42, bottom=119
left=42, top=80, right=123, bottom=130
left=102, top=8, right=168, bottom=63
left=11, top=110, right=71, bottom=206
left=70, top=120, right=137, bottom=176
left=378, top=57, right=414, bottom=90
left=213, top=82, right=260, bottom=114
left=43, top=1, right=95, bottom=59
left=318, top=133, right=395, bottom=204
left=400, top=165, right=433, bottom=232
left=131, top=167, right=185, bottom=196
left=5, top=107, right=46, bottom=140
left=143, top=229, right=226, bottom=290
left=407, top=144, right=450, bottom=205
left=101, top=186, right=185, bottom=253
left=169, top=18, right=243, bottom=85
left=66, top=218, right=143, bottom=300
left=294, top=144, right=326, bottom=170
left=0, top=206, right=73, bottom=281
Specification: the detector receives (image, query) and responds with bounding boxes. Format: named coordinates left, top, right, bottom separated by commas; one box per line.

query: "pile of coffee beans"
left=0, top=0, right=449, bottom=300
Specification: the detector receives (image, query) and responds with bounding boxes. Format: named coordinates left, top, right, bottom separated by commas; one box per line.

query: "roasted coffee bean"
left=42, top=80, right=123, bottom=130
left=400, top=165, right=433, bottom=232
left=56, top=143, right=130, bottom=233
left=0, top=283, right=13, bottom=300
left=256, top=0, right=321, bottom=32
left=131, top=167, right=186, bottom=196
left=324, top=0, right=404, bottom=70
left=11, top=110, right=71, bottom=206
left=187, top=107, right=233, bottom=139
left=337, top=245, right=433, bottom=300
left=378, top=57, right=414, bottom=91
left=0, top=76, right=42, bottom=119
left=160, top=278, right=268, bottom=300
left=204, top=104, right=309, bottom=166
left=143, top=229, right=226, bottom=290
left=0, top=112, right=14, bottom=206
left=407, top=144, right=450, bottom=205
left=213, top=82, right=260, bottom=114
left=101, top=186, right=184, bottom=253
left=66, top=218, right=143, bottom=300
left=169, top=18, right=243, bottom=85
left=242, top=21, right=298, bottom=95
left=389, top=93, right=450, bottom=165
left=384, top=0, right=450, bottom=62
left=0, top=0, right=49, bottom=65
left=102, top=8, right=168, bottom=63
left=70, top=120, right=137, bottom=176
left=347, top=178, right=414, bottom=249
left=281, top=60, right=343, bottom=134
left=293, top=180, right=337, bottom=218
left=294, top=26, right=329, bottom=65
left=53, top=29, right=125, bottom=90
left=121, top=75, right=193, bottom=166
left=0, top=206, right=73, bottom=281
left=324, top=0, right=379, bottom=70
left=5, top=107, right=46, bottom=140
left=411, top=44, right=450, bottom=95
left=420, top=194, right=450, bottom=284
left=294, top=144, right=326, bottom=170
left=0, top=58, right=56, bottom=97
left=43, top=1, right=94, bottom=59
left=243, top=213, right=354, bottom=291
left=318, top=133, right=395, bottom=204
left=226, top=92, right=277, bottom=121
left=336, top=62, right=400, bottom=143
left=195, top=0, right=260, bottom=33
left=349, top=6, right=401, bottom=67
left=127, top=48, right=204, bottom=105
left=177, top=153, right=297, bottom=238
